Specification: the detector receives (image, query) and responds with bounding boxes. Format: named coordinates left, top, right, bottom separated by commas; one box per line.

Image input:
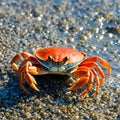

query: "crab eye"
left=48, top=56, right=52, bottom=60
left=62, top=56, right=68, bottom=64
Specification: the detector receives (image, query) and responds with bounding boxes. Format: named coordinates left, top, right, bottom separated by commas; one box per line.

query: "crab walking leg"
left=76, top=66, right=102, bottom=93
left=96, top=65, right=105, bottom=87
left=68, top=67, right=94, bottom=96
left=68, top=68, right=90, bottom=91
left=11, top=52, right=34, bottom=71
left=78, top=71, right=94, bottom=96
left=18, top=71, right=28, bottom=93
left=68, top=77, right=89, bottom=91
left=81, top=61, right=104, bottom=75
left=80, top=62, right=105, bottom=87
left=98, top=57, right=111, bottom=75
left=80, top=56, right=111, bottom=75
left=91, top=69, right=100, bottom=92
left=74, top=67, right=90, bottom=77
left=25, top=73, right=40, bottom=91
left=73, top=67, right=95, bottom=96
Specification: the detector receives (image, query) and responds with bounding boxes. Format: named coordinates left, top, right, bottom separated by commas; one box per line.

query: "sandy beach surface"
left=0, top=0, right=120, bottom=120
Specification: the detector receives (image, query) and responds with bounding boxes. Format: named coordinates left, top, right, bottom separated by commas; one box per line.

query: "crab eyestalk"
left=62, top=56, right=68, bottom=64
left=48, top=56, right=53, bottom=61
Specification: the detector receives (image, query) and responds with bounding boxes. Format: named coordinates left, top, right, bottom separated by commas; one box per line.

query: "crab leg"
left=91, top=69, right=100, bottom=92
left=68, top=56, right=111, bottom=97
left=79, top=62, right=105, bottom=87
left=11, top=53, right=21, bottom=71
left=68, top=77, right=89, bottom=91
left=25, top=73, right=39, bottom=92
left=73, top=67, right=90, bottom=77
left=68, top=68, right=90, bottom=91
left=18, top=60, right=41, bottom=93
left=68, top=67, right=94, bottom=96
left=18, top=71, right=28, bottom=93
left=11, top=52, right=34, bottom=71
left=69, top=59, right=109, bottom=96
left=96, top=65, right=105, bottom=87
left=78, top=71, right=94, bottom=96
left=80, top=56, right=111, bottom=75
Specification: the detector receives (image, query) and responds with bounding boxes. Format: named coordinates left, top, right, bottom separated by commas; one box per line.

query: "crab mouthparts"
left=49, top=65, right=66, bottom=72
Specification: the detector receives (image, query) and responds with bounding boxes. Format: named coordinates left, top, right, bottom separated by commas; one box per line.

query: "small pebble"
left=80, top=35, right=88, bottom=40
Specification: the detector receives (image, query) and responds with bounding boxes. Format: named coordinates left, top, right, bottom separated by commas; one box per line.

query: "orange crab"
left=11, top=47, right=111, bottom=96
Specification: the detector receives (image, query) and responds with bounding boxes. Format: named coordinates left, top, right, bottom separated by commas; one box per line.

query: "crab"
left=11, top=47, right=111, bottom=96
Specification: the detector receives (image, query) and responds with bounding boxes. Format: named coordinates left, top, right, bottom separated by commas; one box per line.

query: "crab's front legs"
left=18, top=58, right=42, bottom=93
left=11, top=52, right=34, bottom=71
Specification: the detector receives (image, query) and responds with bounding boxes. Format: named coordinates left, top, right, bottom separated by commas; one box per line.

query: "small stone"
left=106, top=33, right=113, bottom=38
left=80, top=35, right=88, bottom=40
left=89, top=45, right=96, bottom=50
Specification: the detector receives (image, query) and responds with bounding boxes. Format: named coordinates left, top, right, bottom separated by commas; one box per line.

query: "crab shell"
left=35, top=47, right=86, bottom=73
